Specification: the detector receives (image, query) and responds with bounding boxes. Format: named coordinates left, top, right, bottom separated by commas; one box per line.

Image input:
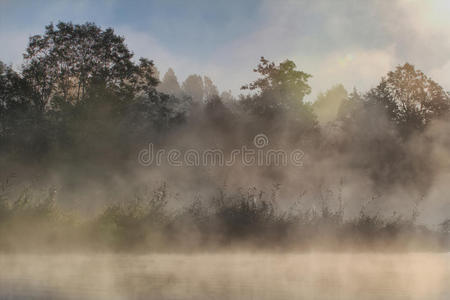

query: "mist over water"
left=0, top=253, right=448, bottom=299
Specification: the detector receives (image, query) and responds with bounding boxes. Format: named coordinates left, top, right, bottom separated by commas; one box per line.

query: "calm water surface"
left=0, top=253, right=448, bottom=299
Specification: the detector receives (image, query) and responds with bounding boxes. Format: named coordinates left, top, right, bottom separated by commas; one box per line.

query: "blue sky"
left=0, top=0, right=263, bottom=59
left=1, top=0, right=449, bottom=99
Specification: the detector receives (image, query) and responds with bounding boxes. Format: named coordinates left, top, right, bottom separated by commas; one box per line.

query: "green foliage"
left=93, top=184, right=169, bottom=250
left=0, top=182, right=447, bottom=252
left=0, top=22, right=190, bottom=164
left=369, top=63, right=450, bottom=136
left=0, top=62, right=41, bottom=156
left=158, top=68, right=182, bottom=97
left=313, top=84, right=348, bottom=124
left=22, top=22, right=157, bottom=108
left=212, top=188, right=279, bottom=242
left=337, top=88, right=365, bottom=121
left=0, top=180, right=81, bottom=251
left=242, top=57, right=311, bottom=101
left=182, top=74, right=204, bottom=102
left=241, top=57, right=313, bottom=117
left=240, top=57, right=318, bottom=140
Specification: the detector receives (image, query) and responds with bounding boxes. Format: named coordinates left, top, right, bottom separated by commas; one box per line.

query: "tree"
left=0, top=62, right=31, bottom=113
left=337, top=88, right=364, bottom=121
left=241, top=57, right=311, bottom=102
left=370, top=63, right=449, bottom=135
left=22, top=22, right=158, bottom=110
left=126, top=92, right=191, bottom=135
left=204, top=95, right=234, bottom=131
left=0, top=61, right=52, bottom=157
left=0, top=62, right=33, bottom=135
left=313, top=84, right=348, bottom=124
left=158, top=68, right=182, bottom=97
left=240, top=57, right=317, bottom=142
left=203, top=76, right=218, bottom=101
left=440, top=219, right=450, bottom=235
left=241, top=57, right=314, bottom=121
left=182, top=74, right=204, bottom=102
left=220, top=90, right=235, bottom=103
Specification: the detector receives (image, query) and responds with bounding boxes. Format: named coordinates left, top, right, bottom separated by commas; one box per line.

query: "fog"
left=0, top=2, right=449, bottom=297
left=0, top=253, right=448, bottom=299
left=0, top=22, right=449, bottom=253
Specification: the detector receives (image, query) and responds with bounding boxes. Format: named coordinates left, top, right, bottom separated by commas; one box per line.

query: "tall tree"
left=182, top=74, right=204, bottom=102
left=240, top=57, right=317, bottom=142
left=370, top=63, right=449, bottom=135
left=158, top=68, right=182, bottom=97
left=203, top=76, right=218, bottom=101
left=241, top=57, right=311, bottom=101
left=0, top=61, right=50, bottom=156
left=313, top=84, right=348, bottom=124
left=220, top=90, right=235, bottom=103
left=241, top=57, right=314, bottom=120
left=22, top=22, right=158, bottom=110
left=0, top=62, right=31, bottom=113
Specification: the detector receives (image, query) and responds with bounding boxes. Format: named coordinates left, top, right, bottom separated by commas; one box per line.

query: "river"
left=0, top=253, right=448, bottom=299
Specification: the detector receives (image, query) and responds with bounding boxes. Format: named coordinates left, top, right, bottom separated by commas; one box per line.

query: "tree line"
left=1, top=21, right=449, bottom=194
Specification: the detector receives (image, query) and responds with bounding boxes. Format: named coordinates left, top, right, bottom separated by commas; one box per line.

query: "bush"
left=0, top=181, right=448, bottom=253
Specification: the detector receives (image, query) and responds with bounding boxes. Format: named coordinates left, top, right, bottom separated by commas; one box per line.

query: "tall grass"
left=0, top=180, right=448, bottom=252
left=0, top=180, right=78, bottom=251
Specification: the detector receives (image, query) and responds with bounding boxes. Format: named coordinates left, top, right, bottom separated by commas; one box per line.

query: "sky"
left=0, top=0, right=449, bottom=100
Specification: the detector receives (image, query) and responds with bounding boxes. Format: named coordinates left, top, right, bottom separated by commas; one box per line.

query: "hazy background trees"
left=182, top=74, right=204, bottom=103
left=313, top=84, right=348, bottom=124
left=157, top=68, right=182, bottom=97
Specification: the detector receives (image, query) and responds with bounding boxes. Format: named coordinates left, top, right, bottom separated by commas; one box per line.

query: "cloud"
left=430, top=62, right=450, bottom=90
left=304, top=47, right=397, bottom=97
left=205, top=0, right=450, bottom=97
left=0, top=0, right=448, bottom=97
